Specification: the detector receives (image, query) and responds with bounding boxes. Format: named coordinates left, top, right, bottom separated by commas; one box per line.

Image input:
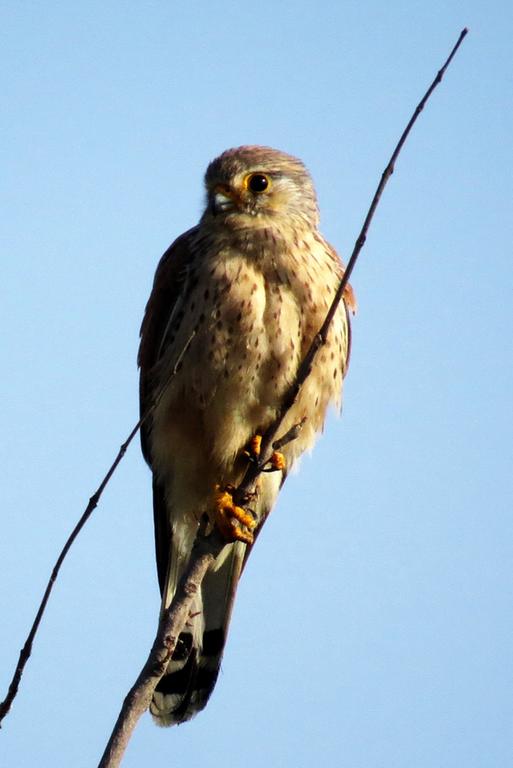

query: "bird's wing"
left=138, top=226, right=198, bottom=593
left=138, top=226, right=198, bottom=460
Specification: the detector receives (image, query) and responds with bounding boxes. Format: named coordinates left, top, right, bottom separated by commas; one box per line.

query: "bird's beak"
left=212, top=184, right=237, bottom=215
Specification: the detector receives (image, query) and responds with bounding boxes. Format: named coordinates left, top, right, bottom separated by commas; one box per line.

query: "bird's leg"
left=243, top=433, right=286, bottom=473
left=213, top=485, right=256, bottom=544
left=213, top=431, right=287, bottom=543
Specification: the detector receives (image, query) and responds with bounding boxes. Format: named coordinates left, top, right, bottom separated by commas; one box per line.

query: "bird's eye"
left=246, top=173, right=271, bottom=193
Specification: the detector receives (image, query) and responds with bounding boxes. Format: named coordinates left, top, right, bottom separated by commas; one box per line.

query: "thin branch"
left=98, top=526, right=225, bottom=768
left=97, top=28, right=468, bottom=767
left=0, top=334, right=195, bottom=727
left=235, top=26, right=468, bottom=501
left=272, top=418, right=307, bottom=451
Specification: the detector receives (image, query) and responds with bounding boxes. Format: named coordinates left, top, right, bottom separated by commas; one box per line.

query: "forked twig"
left=98, top=523, right=225, bottom=768
left=0, top=27, right=467, bottom=764
left=96, top=28, right=468, bottom=768
left=235, top=26, right=469, bottom=496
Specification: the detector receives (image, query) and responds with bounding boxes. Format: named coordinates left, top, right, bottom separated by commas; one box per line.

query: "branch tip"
left=1, top=30, right=468, bottom=768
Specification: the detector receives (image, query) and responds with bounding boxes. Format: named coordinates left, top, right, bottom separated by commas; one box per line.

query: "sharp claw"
left=270, top=451, right=286, bottom=471
left=243, top=434, right=285, bottom=473
left=243, top=434, right=262, bottom=464
left=262, top=450, right=286, bottom=473
left=214, top=486, right=256, bottom=544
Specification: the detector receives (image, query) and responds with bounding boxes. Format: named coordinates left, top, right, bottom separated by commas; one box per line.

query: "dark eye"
left=247, top=173, right=270, bottom=193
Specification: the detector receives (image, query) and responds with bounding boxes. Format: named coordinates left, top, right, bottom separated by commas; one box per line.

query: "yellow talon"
left=243, top=433, right=262, bottom=463
left=243, top=432, right=286, bottom=473
left=214, top=486, right=256, bottom=544
left=269, top=450, right=286, bottom=471
left=250, top=434, right=262, bottom=457
left=243, top=434, right=286, bottom=472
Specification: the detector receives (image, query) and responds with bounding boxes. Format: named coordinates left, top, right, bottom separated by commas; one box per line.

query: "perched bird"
left=138, top=146, right=355, bottom=726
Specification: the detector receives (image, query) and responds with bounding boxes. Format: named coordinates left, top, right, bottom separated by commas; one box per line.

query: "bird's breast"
left=151, top=229, right=346, bottom=481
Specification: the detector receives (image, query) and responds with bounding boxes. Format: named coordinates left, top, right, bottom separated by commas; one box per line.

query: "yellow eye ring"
left=244, top=172, right=271, bottom=193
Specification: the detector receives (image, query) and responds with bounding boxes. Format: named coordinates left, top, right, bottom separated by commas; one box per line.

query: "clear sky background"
left=1, top=3, right=511, bottom=767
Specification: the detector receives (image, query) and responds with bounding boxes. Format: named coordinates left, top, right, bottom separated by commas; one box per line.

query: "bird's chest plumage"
left=151, top=226, right=344, bottom=482
left=184, top=236, right=303, bottom=413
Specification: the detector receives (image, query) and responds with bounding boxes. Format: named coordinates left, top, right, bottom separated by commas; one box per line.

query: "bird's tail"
left=150, top=540, right=246, bottom=726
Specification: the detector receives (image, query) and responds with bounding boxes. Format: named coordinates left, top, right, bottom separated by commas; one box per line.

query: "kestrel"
left=138, top=146, right=355, bottom=726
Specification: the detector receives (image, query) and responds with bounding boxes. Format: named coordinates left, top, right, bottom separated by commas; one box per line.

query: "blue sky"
left=1, top=3, right=512, bottom=766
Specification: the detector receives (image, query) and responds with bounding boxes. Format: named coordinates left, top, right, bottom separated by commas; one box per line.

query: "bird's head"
left=201, top=146, right=320, bottom=229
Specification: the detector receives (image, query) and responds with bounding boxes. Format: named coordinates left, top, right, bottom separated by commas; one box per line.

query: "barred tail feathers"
left=150, top=540, right=245, bottom=726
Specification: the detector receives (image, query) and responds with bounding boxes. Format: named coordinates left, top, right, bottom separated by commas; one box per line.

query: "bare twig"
left=98, top=526, right=225, bottom=768
left=1, top=24, right=467, bottom=763
left=234, top=26, right=468, bottom=504
left=0, top=335, right=195, bottom=726
left=97, top=28, right=468, bottom=767
left=272, top=418, right=307, bottom=451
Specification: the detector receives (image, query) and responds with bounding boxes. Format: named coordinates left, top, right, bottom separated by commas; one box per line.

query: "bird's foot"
left=214, top=485, right=256, bottom=544
left=243, top=433, right=286, bottom=473
left=243, top=434, right=262, bottom=464
left=263, top=450, right=286, bottom=472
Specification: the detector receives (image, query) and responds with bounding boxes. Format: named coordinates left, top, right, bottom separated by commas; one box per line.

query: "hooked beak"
left=211, top=184, right=238, bottom=215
